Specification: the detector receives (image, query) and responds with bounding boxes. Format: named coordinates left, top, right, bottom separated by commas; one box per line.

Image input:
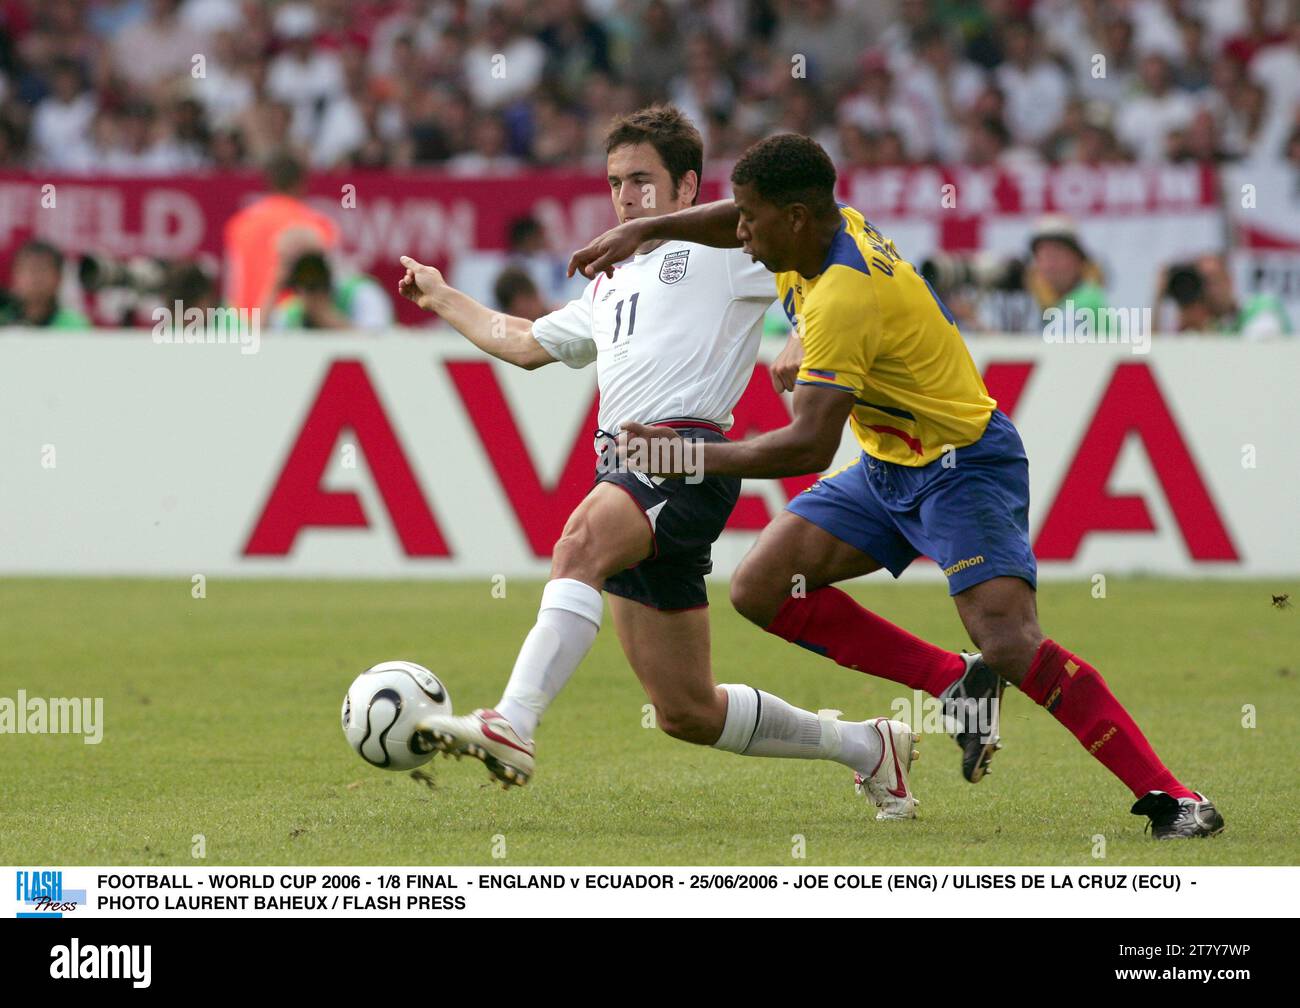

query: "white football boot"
left=416, top=708, right=535, bottom=789
left=853, top=717, right=921, bottom=820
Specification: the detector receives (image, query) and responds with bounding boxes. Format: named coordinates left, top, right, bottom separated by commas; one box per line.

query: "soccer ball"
left=341, top=660, right=452, bottom=771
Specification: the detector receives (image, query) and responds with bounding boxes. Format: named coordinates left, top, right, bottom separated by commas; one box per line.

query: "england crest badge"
left=659, top=249, right=690, bottom=284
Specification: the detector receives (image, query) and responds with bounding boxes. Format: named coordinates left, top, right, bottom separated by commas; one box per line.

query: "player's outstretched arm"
left=568, top=200, right=742, bottom=279
left=398, top=255, right=556, bottom=370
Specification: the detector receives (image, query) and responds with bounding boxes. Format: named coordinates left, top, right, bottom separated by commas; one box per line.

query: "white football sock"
left=712, top=684, right=882, bottom=775
left=495, top=578, right=602, bottom=741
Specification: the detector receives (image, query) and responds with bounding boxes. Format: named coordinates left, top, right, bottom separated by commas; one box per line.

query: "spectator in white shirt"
left=266, top=7, right=346, bottom=146
left=770, top=0, right=866, bottom=94
left=188, top=30, right=256, bottom=131
left=111, top=0, right=210, bottom=93
left=901, top=24, right=988, bottom=163
left=310, top=46, right=375, bottom=169
left=995, top=18, right=1070, bottom=146
left=668, top=34, right=736, bottom=133
left=31, top=61, right=97, bottom=170
left=1129, top=0, right=1185, bottom=62
left=838, top=51, right=934, bottom=163
left=1115, top=53, right=1197, bottom=162
left=462, top=8, right=545, bottom=110
left=1248, top=21, right=1300, bottom=163
left=99, top=102, right=201, bottom=174
left=180, top=0, right=241, bottom=34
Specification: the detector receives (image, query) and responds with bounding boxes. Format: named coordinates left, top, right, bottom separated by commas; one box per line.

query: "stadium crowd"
left=0, top=0, right=1296, bottom=333
left=1, top=0, right=1296, bottom=173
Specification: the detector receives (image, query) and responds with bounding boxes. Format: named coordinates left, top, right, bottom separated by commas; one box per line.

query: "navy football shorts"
left=786, top=409, right=1037, bottom=595
left=596, top=424, right=740, bottom=611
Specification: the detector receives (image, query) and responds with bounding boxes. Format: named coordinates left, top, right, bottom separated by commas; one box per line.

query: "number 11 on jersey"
left=613, top=292, right=639, bottom=342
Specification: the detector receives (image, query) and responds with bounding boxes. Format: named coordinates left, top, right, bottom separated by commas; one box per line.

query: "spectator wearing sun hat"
left=1029, top=215, right=1112, bottom=336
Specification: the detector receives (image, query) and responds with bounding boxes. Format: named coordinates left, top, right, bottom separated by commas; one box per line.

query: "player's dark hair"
left=731, top=133, right=838, bottom=215
left=604, top=105, right=704, bottom=206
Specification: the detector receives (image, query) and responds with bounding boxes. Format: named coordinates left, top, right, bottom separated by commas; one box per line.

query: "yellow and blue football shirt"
left=778, top=204, right=996, bottom=466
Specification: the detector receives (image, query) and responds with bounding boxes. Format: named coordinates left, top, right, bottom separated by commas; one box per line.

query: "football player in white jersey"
left=397, top=106, right=919, bottom=819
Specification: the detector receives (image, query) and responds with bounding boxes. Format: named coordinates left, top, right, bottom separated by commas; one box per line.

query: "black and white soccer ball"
left=341, top=661, right=452, bottom=771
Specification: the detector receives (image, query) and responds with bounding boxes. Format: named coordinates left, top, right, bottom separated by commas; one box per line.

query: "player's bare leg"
left=729, top=511, right=885, bottom=628
left=730, top=511, right=996, bottom=779
left=950, top=576, right=1040, bottom=686
left=953, top=576, right=1224, bottom=837
left=608, top=597, right=723, bottom=743
left=609, top=595, right=919, bottom=820
left=416, top=482, right=651, bottom=787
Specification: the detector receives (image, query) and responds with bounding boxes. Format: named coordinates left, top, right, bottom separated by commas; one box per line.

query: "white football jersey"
left=531, top=241, right=777, bottom=432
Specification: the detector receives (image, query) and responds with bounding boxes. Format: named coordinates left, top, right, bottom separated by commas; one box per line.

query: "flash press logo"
left=15, top=870, right=85, bottom=918
left=50, top=939, right=151, bottom=988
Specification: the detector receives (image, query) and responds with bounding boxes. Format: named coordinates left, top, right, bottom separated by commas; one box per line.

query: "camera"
left=920, top=252, right=1025, bottom=293
left=78, top=253, right=169, bottom=295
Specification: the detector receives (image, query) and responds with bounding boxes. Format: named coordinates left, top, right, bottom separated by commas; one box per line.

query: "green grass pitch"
left=1, top=576, right=1296, bottom=866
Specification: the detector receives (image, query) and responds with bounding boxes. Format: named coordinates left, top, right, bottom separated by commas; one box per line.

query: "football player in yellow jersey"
left=571, top=133, right=1223, bottom=839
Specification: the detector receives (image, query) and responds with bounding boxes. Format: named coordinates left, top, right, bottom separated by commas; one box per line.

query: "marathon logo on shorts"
left=659, top=249, right=689, bottom=284
left=942, top=555, right=985, bottom=577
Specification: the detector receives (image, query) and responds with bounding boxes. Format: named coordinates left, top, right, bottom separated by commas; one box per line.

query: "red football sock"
left=766, top=587, right=966, bottom=697
left=1017, top=639, right=1195, bottom=799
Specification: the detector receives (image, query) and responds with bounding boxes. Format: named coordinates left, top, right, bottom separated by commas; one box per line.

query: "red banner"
left=0, top=170, right=647, bottom=324
left=0, top=164, right=1221, bottom=325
